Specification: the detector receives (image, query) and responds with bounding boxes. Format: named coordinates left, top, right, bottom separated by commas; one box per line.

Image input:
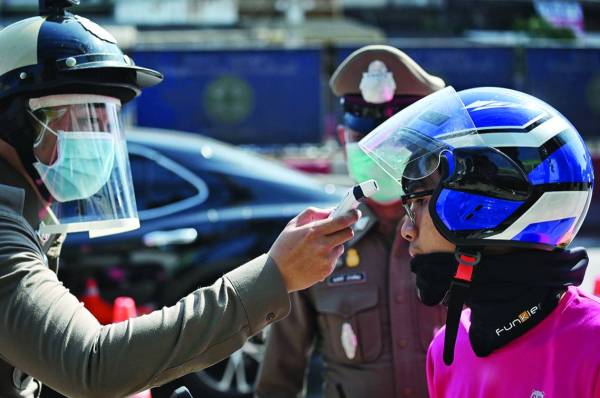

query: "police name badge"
left=340, top=322, right=358, bottom=359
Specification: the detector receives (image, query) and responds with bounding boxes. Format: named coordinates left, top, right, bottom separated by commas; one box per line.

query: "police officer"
left=0, top=2, right=358, bottom=397
left=255, top=45, right=447, bottom=398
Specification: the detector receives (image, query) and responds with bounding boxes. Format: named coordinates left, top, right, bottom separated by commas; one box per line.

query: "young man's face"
left=399, top=180, right=455, bottom=257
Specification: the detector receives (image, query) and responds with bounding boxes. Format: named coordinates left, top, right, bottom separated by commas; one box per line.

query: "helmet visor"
left=358, top=86, right=482, bottom=195
left=28, top=94, right=139, bottom=238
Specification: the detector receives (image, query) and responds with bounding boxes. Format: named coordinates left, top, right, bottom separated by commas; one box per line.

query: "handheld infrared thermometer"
left=330, top=179, right=379, bottom=219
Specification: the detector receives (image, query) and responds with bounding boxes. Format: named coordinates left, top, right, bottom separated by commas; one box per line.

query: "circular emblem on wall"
left=203, top=75, right=254, bottom=124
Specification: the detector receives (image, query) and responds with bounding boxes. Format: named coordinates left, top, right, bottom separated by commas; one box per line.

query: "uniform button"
left=397, top=339, right=408, bottom=349
left=395, top=295, right=405, bottom=303
left=403, top=387, right=414, bottom=397
left=266, top=312, right=275, bottom=322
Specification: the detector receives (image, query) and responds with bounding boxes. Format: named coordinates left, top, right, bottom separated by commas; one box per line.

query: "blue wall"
left=130, top=49, right=323, bottom=144
left=525, top=48, right=600, bottom=139
left=130, top=46, right=600, bottom=144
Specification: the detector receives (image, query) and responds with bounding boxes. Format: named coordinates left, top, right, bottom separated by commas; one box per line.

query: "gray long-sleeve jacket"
left=0, top=159, right=290, bottom=398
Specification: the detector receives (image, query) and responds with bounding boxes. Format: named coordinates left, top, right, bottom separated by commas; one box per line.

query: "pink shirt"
left=427, top=286, right=600, bottom=398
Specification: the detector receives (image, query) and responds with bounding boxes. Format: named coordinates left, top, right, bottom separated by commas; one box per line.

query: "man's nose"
left=400, top=215, right=416, bottom=242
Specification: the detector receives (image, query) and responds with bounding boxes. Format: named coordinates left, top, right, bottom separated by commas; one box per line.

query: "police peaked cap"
left=0, top=0, right=163, bottom=105
left=330, top=44, right=445, bottom=98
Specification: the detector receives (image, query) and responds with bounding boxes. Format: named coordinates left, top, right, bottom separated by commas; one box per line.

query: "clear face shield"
left=358, top=87, right=482, bottom=198
left=28, top=94, right=138, bottom=238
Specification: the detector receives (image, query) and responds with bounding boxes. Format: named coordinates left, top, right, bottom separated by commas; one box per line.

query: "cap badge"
left=359, top=60, right=396, bottom=104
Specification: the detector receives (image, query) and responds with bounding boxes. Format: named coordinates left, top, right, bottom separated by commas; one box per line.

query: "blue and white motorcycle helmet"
left=359, top=86, right=594, bottom=251
left=359, top=86, right=594, bottom=365
left=0, top=0, right=163, bottom=238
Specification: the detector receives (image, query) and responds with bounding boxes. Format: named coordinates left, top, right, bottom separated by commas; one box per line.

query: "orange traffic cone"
left=113, top=297, right=153, bottom=398
left=112, top=297, right=137, bottom=322
left=81, top=279, right=113, bottom=325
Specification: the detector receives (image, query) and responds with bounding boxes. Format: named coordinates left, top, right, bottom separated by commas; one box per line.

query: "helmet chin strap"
left=442, top=247, right=481, bottom=365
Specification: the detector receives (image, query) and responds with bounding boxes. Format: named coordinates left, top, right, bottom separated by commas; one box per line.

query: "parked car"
left=49, top=127, right=342, bottom=398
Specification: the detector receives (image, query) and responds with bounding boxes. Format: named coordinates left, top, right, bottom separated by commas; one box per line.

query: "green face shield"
left=346, top=143, right=401, bottom=204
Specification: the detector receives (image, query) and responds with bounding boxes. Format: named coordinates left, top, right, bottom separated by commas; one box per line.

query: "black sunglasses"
left=400, top=189, right=434, bottom=224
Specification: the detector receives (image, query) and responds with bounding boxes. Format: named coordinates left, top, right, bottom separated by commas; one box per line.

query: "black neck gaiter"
left=411, top=248, right=588, bottom=357
left=410, top=253, right=457, bottom=306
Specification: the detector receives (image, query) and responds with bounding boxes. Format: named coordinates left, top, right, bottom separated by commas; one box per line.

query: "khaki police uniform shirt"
left=0, top=158, right=290, bottom=398
left=256, top=206, right=446, bottom=398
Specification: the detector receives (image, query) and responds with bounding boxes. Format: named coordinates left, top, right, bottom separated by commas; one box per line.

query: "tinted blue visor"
left=358, top=86, right=482, bottom=195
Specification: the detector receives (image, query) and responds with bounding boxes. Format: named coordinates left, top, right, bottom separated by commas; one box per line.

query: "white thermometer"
left=331, top=179, right=379, bottom=219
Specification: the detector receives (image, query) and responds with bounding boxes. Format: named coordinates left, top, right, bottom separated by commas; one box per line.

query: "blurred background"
left=2, top=0, right=599, bottom=397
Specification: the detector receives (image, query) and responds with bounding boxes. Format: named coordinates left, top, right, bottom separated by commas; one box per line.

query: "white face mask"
left=359, top=60, right=397, bottom=104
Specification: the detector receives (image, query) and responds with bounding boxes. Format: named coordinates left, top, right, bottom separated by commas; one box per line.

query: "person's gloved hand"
left=269, top=207, right=360, bottom=292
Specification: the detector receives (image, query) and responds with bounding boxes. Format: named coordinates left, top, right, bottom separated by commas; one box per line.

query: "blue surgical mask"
left=346, top=143, right=401, bottom=204
left=34, top=131, right=116, bottom=202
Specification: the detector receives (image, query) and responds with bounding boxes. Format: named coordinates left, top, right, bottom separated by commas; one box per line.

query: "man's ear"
left=0, top=139, right=49, bottom=205
left=0, top=139, right=23, bottom=169
left=337, top=125, right=346, bottom=146
left=0, top=139, right=33, bottom=184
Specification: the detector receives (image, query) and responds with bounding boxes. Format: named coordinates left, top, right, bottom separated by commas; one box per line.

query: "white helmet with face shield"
left=0, top=1, right=163, bottom=238
left=28, top=94, right=137, bottom=237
